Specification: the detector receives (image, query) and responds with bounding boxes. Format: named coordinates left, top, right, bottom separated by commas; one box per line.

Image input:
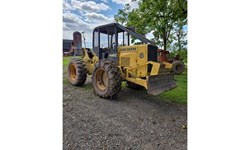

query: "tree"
left=114, top=4, right=131, bottom=26
left=138, top=0, right=187, bottom=50
left=173, top=19, right=187, bottom=51
left=114, top=0, right=187, bottom=51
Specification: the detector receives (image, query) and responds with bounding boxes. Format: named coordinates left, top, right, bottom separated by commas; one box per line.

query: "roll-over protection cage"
left=92, top=23, right=155, bottom=61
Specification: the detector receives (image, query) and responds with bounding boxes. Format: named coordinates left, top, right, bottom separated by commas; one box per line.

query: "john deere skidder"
left=67, top=23, right=176, bottom=99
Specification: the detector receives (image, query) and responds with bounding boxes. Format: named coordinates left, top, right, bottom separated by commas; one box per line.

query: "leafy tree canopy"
left=114, top=0, right=187, bottom=51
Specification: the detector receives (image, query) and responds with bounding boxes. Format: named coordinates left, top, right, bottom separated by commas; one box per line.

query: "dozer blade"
left=147, top=73, right=176, bottom=95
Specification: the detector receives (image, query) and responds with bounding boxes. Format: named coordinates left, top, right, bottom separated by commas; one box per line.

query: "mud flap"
left=147, top=73, right=176, bottom=95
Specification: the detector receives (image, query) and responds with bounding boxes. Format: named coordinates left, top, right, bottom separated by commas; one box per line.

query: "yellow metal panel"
left=136, top=45, right=147, bottom=77
left=86, top=63, right=94, bottom=75
left=126, top=77, right=148, bottom=89
left=118, top=44, right=148, bottom=77
left=148, top=61, right=160, bottom=76
left=121, top=57, right=130, bottom=66
left=81, top=48, right=99, bottom=75
left=119, top=53, right=137, bottom=67
left=162, top=62, right=173, bottom=70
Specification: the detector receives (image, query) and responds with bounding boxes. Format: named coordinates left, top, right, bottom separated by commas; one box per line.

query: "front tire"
left=67, top=58, right=87, bottom=86
left=92, top=60, right=122, bottom=99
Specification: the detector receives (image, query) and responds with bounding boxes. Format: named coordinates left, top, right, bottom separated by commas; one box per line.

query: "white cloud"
left=146, top=31, right=154, bottom=40
left=62, top=12, right=111, bottom=48
left=63, top=12, right=93, bottom=42
left=85, top=12, right=114, bottom=23
left=112, top=0, right=130, bottom=5
left=63, top=1, right=75, bottom=13
left=63, top=13, right=90, bottom=29
left=63, top=2, right=72, bottom=10
left=71, top=0, right=111, bottom=13
left=112, top=0, right=138, bottom=9
left=63, top=0, right=129, bottom=48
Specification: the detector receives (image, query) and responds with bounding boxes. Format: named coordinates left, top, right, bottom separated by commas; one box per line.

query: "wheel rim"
left=176, top=65, right=181, bottom=70
left=176, top=64, right=184, bottom=72
left=70, top=64, right=76, bottom=80
left=95, top=68, right=108, bottom=91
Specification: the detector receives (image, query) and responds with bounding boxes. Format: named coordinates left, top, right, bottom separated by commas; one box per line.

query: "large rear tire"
left=172, top=60, right=185, bottom=74
left=67, top=58, right=87, bottom=86
left=92, top=60, right=122, bottom=99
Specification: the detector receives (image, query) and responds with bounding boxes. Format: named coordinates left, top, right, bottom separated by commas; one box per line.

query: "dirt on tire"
left=63, top=76, right=187, bottom=150
left=67, top=58, right=87, bottom=86
left=92, top=59, right=122, bottom=99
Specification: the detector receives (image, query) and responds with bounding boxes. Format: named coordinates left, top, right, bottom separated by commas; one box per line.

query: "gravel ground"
left=63, top=76, right=187, bottom=150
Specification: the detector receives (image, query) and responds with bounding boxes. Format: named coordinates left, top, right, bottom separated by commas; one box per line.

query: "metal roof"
left=93, top=23, right=155, bottom=45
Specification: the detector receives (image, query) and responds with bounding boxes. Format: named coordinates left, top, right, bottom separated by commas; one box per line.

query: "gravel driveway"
left=63, top=76, right=187, bottom=150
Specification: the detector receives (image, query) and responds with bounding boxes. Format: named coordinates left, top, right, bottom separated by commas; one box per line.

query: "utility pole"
left=81, top=31, right=86, bottom=49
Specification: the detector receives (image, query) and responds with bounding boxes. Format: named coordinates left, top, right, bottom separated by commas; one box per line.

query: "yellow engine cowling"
left=118, top=44, right=176, bottom=95
left=118, top=44, right=150, bottom=77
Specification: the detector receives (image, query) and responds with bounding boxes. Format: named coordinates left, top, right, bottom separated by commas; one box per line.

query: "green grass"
left=63, top=56, right=77, bottom=84
left=158, top=69, right=187, bottom=104
left=121, top=81, right=127, bottom=88
left=63, top=56, right=71, bottom=67
left=63, top=56, right=82, bottom=74
left=63, top=56, right=82, bottom=67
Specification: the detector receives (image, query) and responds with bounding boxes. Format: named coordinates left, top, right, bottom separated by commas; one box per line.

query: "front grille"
left=121, top=57, right=130, bottom=66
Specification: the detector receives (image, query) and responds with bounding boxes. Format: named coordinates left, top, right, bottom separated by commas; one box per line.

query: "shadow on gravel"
left=115, top=87, right=177, bottom=106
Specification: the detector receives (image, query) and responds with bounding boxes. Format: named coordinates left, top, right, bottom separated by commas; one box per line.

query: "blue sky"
left=63, top=0, right=138, bottom=48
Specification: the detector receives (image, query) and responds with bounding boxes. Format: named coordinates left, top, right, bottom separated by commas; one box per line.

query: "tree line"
left=114, top=0, right=187, bottom=52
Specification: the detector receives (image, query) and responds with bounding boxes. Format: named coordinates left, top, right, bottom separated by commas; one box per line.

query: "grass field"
left=158, top=69, right=187, bottom=104
left=63, top=56, right=187, bottom=104
left=63, top=56, right=81, bottom=67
